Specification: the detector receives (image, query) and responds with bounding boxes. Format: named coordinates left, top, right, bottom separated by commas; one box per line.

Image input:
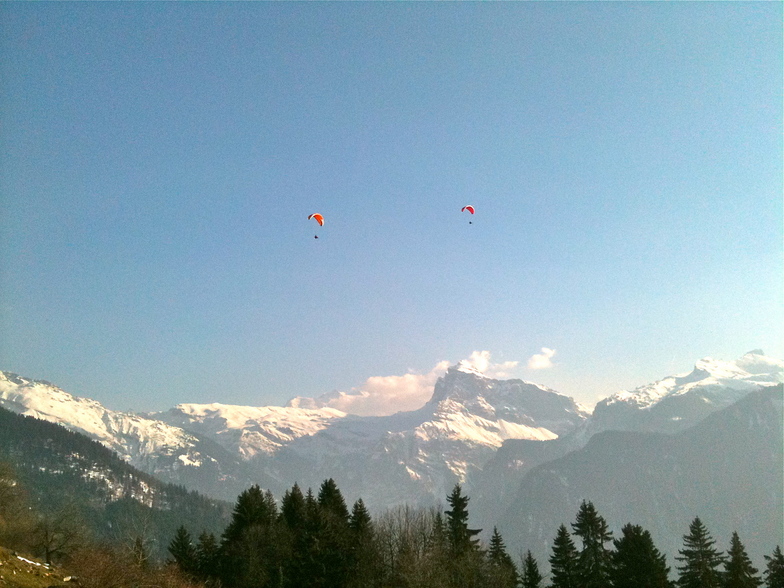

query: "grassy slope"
left=0, top=546, right=71, bottom=588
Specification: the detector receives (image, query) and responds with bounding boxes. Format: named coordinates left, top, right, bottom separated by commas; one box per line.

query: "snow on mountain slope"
left=468, top=350, right=784, bottom=531
left=261, top=365, right=589, bottom=509
left=155, top=403, right=346, bottom=459
left=0, top=371, right=263, bottom=501
left=590, top=350, right=783, bottom=434
left=0, top=372, right=200, bottom=463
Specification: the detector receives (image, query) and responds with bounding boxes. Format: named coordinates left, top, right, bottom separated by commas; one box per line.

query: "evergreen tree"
left=443, top=485, right=483, bottom=587
left=425, top=510, right=451, bottom=587
left=316, top=478, right=351, bottom=588
left=724, top=532, right=762, bottom=588
left=444, top=483, right=481, bottom=556
left=347, top=498, right=379, bottom=588
left=521, top=549, right=544, bottom=588
left=195, top=531, right=220, bottom=586
left=281, top=483, right=307, bottom=530
left=318, top=478, right=350, bottom=521
left=609, top=523, right=672, bottom=588
left=572, top=500, right=613, bottom=588
left=763, top=546, right=784, bottom=588
left=487, top=526, right=518, bottom=588
left=549, top=524, right=579, bottom=588
left=280, top=483, right=309, bottom=588
left=220, top=484, right=283, bottom=588
left=168, top=525, right=196, bottom=575
left=302, top=487, right=326, bottom=585
left=676, top=517, right=725, bottom=588
left=221, top=484, right=276, bottom=545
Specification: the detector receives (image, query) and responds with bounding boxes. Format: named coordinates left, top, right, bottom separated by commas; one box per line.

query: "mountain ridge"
left=1, top=350, right=781, bottom=512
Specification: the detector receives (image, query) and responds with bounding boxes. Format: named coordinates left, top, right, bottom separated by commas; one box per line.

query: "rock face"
left=259, top=365, right=589, bottom=509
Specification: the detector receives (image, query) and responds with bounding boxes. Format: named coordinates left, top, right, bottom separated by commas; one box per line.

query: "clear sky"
left=1, top=2, right=781, bottom=414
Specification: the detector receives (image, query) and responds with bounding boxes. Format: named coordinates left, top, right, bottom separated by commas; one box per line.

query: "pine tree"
left=426, top=510, right=451, bottom=586
left=549, top=524, right=579, bottom=588
left=487, top=527, right=518, bottom=588
left=520, top=549, right=543, bottom=588
left=572, top=500, right=613, bottom=588
left=281, top=483, right=307, bottom=530
left=316, top=478, right=351, bottom=588
left=280, top=483, right=309, bottom=588
left=194, top=531, right=220, bottom=585
left=764, top=546, right=784, bottom=588
left=168, top=525, right=196, bottom=575
left=220, top=484, right=282, bottom=588
left=318, top=478, right=350, bottom=521
left=443, top=484, right=483, bottom=587
left=444, top=484, right=481, bottom=556
left=609, top=523, right=672, bottom=588
left=221, top=484, right=275, bottom=545
left=301, top=487, right=325, bottom=585
left=724, top=532, right=762, bottom=588
left=676, top=517, right=725, bottom=588
left=347, top=499, right=379, bottom=588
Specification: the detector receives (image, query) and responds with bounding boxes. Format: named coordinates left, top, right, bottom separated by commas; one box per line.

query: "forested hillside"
left=0, top=406, right=231, bottom=561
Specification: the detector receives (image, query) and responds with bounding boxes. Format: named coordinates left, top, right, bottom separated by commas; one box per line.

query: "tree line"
left=1, top=455, right=782, bottom=588
left=168, top=479, right=784, bottom=588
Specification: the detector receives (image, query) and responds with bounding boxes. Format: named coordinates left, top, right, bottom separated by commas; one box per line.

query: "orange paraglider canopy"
left=308, top=213, right=324, bottom=226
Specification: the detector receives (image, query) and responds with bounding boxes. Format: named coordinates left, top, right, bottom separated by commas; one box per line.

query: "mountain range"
left=1, top=350, right=782, bottom=564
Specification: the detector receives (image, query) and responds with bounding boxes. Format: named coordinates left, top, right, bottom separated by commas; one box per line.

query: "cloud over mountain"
left=289, top=351, right=524, bottom=416
left=528, top=347, right=556, bottom=370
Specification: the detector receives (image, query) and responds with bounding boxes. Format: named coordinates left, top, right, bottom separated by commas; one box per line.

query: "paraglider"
left=462, top=205, right=475, bottom=224
left=308, top=213, right=324, bottom=238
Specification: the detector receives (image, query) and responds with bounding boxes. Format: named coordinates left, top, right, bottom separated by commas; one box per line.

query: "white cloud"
left=527, top=347, right=556, bottom=370
left=317, top=361, right=450, bottom=417
left=333, top=353, right=524, bottom=416
left=291, top=350, right=531, bottom=417
left=462, top=350, right=520, bottom=379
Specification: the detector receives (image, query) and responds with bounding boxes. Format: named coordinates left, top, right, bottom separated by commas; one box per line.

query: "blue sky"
left=1, top=2, right=781, bottom=413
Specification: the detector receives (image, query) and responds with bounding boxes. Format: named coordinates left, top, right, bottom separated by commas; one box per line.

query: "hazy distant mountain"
left=468, top=350, right=783, bottom=527
left=497, top=384, right=783, bottom=570
left=589, top=349, right=783, bottom=435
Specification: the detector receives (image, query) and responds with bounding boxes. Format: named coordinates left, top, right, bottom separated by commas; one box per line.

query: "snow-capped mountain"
left=142, top=364, right=588, bottom=508
left=256, top=365, right=589, bottom=509
left=0, top=372, right=198, bottom=464
left=1, top=350, right=780, bottom=513
left=499, top=384, right=783, bottom=571
left=467, top=350, right=784, bottom=529
left=588, top=349, right=783, bottom=436
left=0, top=371, right=258, bottom=498
left=0, top=363, right=589, bottom=507
left=155, top=403, right=347, bottom=459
